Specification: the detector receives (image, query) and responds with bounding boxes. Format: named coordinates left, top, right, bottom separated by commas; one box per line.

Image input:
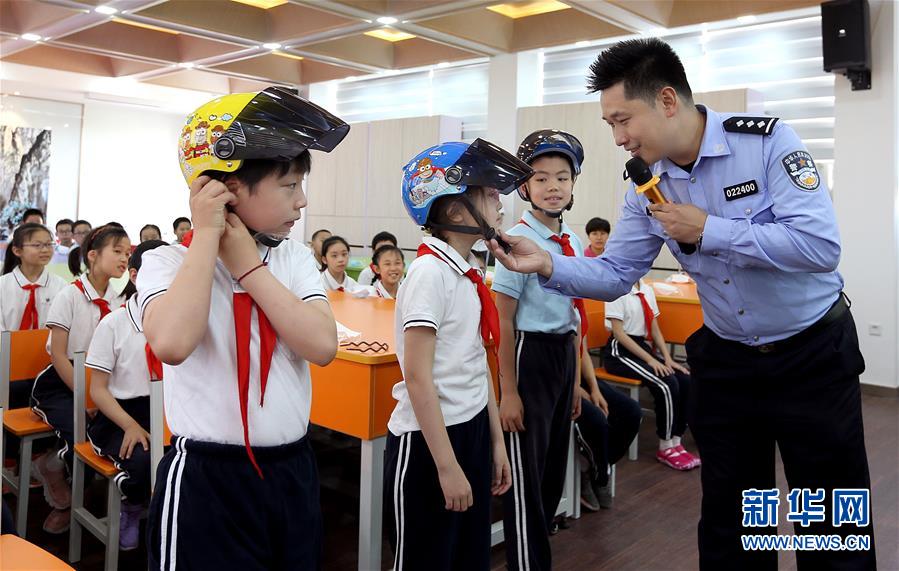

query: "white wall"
left=78, top=102, right=188, bottom=242
left=831, top=0, right=898, bottom=389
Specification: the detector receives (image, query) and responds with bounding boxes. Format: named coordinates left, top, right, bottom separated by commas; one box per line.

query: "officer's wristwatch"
left=696, top=231, right=704, bottom=252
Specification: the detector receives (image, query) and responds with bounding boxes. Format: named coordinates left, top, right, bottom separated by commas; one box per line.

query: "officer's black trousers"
left=687, top=308, right=876, bottom=570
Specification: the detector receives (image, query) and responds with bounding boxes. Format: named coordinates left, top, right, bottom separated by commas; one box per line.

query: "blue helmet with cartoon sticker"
left=401, top=138, right=533, bottom=228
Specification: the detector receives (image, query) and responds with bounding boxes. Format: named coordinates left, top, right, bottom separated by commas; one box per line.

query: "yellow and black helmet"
left=178, top=86, right=350, bottom=185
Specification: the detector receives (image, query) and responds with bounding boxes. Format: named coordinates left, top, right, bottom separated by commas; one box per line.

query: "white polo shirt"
left=45, top=275, right=126, bottom=358
left=388, top=236, right=489, bottom=436
left=604, top=281, right=661, bottom=337
left=373, top=280, right=394, bottom=299
left=0, top=267, right=67, bottom=331
left=137, top=240, right=328, bottom=446
left=320, top=270, right=372, bottom=296
left=52, top=244, right=71, bottom=265
left=85, top=297, right=151, bottom=400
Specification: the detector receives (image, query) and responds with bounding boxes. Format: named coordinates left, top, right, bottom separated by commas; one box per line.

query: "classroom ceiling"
left=0, top=0, right=821, bottom=94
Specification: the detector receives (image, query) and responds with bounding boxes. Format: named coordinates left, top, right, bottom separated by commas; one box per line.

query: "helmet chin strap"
left=247, top=228, right=287, bottom=248
left=427, top=193, right=499, bottom=242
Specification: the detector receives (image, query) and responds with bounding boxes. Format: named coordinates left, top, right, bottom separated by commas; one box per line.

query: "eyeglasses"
left=23, top=242, right=55, bottom=250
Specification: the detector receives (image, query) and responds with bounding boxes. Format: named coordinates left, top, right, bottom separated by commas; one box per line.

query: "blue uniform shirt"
left=493, top=210, right=582, bottom=335
left=541, top=106, right=843, bottom=345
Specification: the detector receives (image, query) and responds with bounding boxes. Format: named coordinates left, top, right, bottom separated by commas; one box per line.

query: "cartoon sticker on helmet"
left=408, top=157, right=451, bottom=206
left=781, top=150, right=820, bottom=192
left=193, top=121, right=211, bottom=159
left=211, top=124, right=225, bottom=143
left=180, top=126, right=193, bottom=160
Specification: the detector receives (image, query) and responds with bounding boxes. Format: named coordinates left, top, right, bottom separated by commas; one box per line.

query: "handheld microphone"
left=625, top=157, right=696, bottom=255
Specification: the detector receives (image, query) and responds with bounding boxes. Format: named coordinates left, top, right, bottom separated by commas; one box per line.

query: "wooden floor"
left=7, top=392, right=897, bottom=570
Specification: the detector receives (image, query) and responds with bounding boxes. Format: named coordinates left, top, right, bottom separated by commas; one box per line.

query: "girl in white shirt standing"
left=385, top=139, right=530, bottom=570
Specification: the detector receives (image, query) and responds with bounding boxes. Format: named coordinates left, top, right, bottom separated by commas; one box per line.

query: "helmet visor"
left=215, top=86, right=350, bottom=162
left=448, top=138, right=534, bottom=195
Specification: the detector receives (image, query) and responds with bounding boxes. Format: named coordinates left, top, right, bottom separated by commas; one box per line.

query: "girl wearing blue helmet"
left=385, top=139, right=532, bottom=570
left=492, top=129, right=593, bottom=570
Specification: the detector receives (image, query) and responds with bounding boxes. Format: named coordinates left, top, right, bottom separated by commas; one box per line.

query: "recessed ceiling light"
left=21, top=33, right=41, bottom=41
left=737, top=15, right=757, bottom=24
left=575, top=40, right=590, bottom=47
left=262, top=42, right=281, bottom=50
left=95, top=6, right=117, bottom=15
left=364, top=28, right=416, bottom=42
left=487, top=1, right=570, bottom=19
left=178, top=62, right=195, bottom=68
left=436, top=61, right=450, bottom=68
left=376, top=16, right=398, bottom=25
left=14, top=91, right=21, bottom=96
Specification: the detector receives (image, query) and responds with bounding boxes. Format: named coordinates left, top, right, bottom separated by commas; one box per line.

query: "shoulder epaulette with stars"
left=722, top=116, right=779, bottom=136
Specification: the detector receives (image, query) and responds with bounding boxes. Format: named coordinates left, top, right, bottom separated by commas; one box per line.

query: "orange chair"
left=1, top=534, right=75, bottom=570
left=68, top=352, right=171, bottom=570
left=0, top=329, right=56, bottom=537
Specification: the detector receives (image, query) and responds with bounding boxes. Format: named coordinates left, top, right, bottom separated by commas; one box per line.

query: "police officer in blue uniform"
left=490, top=38, right=875, bottom=570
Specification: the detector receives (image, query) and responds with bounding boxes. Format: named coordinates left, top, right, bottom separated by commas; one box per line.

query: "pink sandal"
left=656, top=447, right=694, bottom=471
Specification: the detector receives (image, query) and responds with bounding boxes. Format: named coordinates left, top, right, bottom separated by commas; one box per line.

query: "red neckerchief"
left=416, top=242, right=500, bottom=357
left=145, top=343, right=163, bottom=381
left=19, top=283, right=40, bottom=330
left=518, top=219, right=588, bottom=339
left=73, top=279, right=112, bottom=320
left=181, top=230, right=275, bottom=478
left=635, top=289, right=655, bottom=345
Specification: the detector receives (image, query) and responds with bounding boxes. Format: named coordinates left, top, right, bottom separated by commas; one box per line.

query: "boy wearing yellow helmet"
left=138, top=87, right=349, bottom=569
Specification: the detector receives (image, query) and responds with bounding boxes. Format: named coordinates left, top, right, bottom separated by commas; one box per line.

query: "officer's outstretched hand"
left=488, top=231, right=554, bottom=277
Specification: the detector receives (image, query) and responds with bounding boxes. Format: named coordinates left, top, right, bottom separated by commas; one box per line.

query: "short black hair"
left=586, top=217, right=611, bottom=234
left=122, top=239, right=168, bottom=299
left=311, top=229, right=331, bottom=241
left=370, top=231, right=397, bottom=250
left=587, top=38, right=693, bottom=104
left=140, top=224, right=162, bottom=239
left=172, top=217, right=191, bottom=231
left=73, top=220, right=91, bottom=231
left=226, top=152, right=312, bottom=192
left=55, top=218, right=74, bottom=230
left=22, top=208, right=43, bottom=222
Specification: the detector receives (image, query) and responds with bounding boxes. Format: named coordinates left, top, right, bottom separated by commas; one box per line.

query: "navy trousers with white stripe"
left=147, top=435, right=321, bottom=571
left=602, top=336, right=690, bottom=441
left=31, top=364, right=76, bottom=471
left=87, top=396, right=151, bottom=504
left=503, top=331, right=576, bottom=571
left=384, top=407, right=491, bottom=571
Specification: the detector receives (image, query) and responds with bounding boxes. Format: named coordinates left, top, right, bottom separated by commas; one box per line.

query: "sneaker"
left=594, top=481, right=613, bottom=509
left=580, top=472, right=600, bottom=512
left=675, top=445, right=701, bottom=469
left=33, top=452, right=71, bottom=509
left=656, top=447, right=694, bottom=471
left=42, top=507, right=70, bottom=534
left=119, top=503, right=143, bottom=551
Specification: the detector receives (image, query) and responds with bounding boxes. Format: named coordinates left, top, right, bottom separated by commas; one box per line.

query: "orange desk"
left=310, top=292, right=502, bottom=570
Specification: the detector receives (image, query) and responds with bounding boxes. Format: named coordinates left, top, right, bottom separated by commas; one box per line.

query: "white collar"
left=420, top=236, right=475, bottom=277
left=322, top=269, right=348, bottom=289
left=12, top=266, right=49, bottom=288
left=374, top=280, right=394, bottom=299
left=125, top=296, right=141, bottom=332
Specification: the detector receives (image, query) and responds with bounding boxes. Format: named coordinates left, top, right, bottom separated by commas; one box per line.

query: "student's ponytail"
left=68, top=246, right=83, bottom=276
left=3, top=223, right=52, bottom=276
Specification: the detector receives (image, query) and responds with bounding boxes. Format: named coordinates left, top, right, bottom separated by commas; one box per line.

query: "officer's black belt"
left=748, top=293, right=849, bottom=354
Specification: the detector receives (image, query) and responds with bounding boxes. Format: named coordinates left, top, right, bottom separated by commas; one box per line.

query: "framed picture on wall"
left=0, top=125, right=51, bottom=240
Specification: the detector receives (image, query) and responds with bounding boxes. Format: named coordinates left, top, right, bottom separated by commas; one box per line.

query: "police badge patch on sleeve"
left=781, top=151, right=820, bottom=191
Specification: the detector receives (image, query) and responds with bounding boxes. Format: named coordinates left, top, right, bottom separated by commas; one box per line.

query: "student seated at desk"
left=602, top=278, right=698, bottom=471
left=371, top=245, right=404, bottom=299
left=320, top=235, right=372, bottom=296
left=358, top=230, right=398, bottom=286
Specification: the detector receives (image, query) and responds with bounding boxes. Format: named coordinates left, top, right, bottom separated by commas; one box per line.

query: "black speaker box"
left=822, top=0, right=871, bottom=72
